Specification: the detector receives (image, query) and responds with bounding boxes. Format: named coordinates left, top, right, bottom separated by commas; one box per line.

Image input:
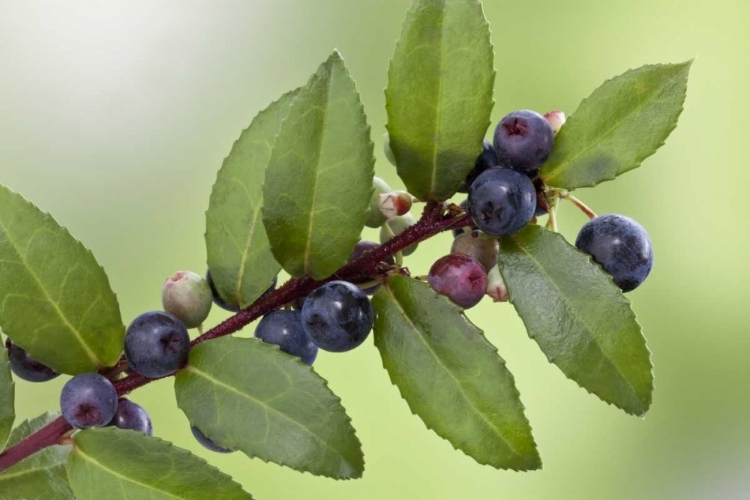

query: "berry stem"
left=0, top=202, right=470, bottom=473
left=0, top=416, right=71, bottom=472
left=546, top=205, right=559, bottom=232
left=562, top=193, right=597, bottom=220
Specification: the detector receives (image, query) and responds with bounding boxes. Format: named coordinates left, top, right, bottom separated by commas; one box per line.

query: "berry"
left=379, top=190, right=413, bottom=218
left=486, top=265, right=509, bottom=303
left=124, top=311, right=190, bottom=378
left=191, top=426, right=234, bottom=453
left=301, top=281, right=374, bottom=353
left=493, top=110, right=555, bottom=172
left=255, top=310, right=318, bottom=365
left=60, top=373, right=118, bottom=429
left=544, top=110, right=566, bottom=136
left=468, top=168, right=536, bottom=236
left=206, top=270, right=276, bottom=312
left=379, top=213, right=418, bottom=256
left=575, top=214, right=654, bottom=292
left=458, top=140, right=500, bottom=193
left=4, top=339, right=59, bottom=383
left=110, top=398, right=153, bottom=436
left=348, top=241, right=395, bottom=295
left=162, top=271, right=213, bottom=329
left=451, top=230, right=499, bottom=272
left=428, top=254, right=487, bottom=309
left=366, top=177, right=392, bottom=228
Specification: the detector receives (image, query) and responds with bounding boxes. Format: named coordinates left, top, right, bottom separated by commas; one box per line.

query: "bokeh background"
left=1, top=1, right=748, bottom=498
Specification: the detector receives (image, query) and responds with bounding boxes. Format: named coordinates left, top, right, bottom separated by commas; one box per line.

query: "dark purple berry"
left=124, top=311, right=190, bottom=378
left=348, top=241, right=395, bottom=295
left=493, top=110, right=555, bottom=173
left=5, top=339, right=59, bottom=383
left=110, top=398, right=153, bottom=436
left=575, top=214, right=654, bottom=292
left=534, top=178, right=549, bottom=217
left=206, top=270, right=239, bottom=312
left=458, top=140, right=500, bottom=193
left=428, top=254, right=487, bottom=309
left=60, top=373, right=118, bottom=429
left=191, top=426, right=234, bottom=453
left=468, top=168, right=536, bottom=236
left=301, top=281, right=374, bottom=353
left=255, top=310, right=318, bottom=365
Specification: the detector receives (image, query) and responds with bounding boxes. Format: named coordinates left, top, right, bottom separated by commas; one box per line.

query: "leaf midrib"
left=545, top=65, right=684, bottom=184
left=508, top=232, right=645, bottom=410
left=184, top=365, right=352, bottom=465
left=0, top=218, right=103, bottom=368
left=428, top=3, right=447, bottom=199
left=381, top=284, right=526, bottom=461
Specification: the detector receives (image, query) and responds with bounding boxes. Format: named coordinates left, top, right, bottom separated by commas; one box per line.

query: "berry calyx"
left=428, top=254, right=487, bottom=309
left=494, top=110, right=555, bottom=173
left=60, top=373, right=118, bottom=429
left=575, top=214, right=653, bottom=292
left=468, top=168, right=536, bottom=236
left=4, top=339, right=59, bottom=383
left=124, top=311, right=190, bottom=378
left=110, top=398, right=153, bottom=436
left=255, top=310, right=318, bottom=365
left=162, top=271, right=213, bottom=329
left=301, top=281, right=374, bottom=353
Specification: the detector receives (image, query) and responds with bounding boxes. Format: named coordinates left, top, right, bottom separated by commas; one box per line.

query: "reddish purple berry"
left=428, top=255, right=487, bottom=309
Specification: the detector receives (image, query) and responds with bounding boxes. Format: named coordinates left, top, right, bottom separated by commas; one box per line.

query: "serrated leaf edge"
left=374, top=279, right=542, bottom=472
left=175, top=339, right=366, bottom=480
left=204, top=89, right=301, bottom=309
left=542, top=60, right=693, bottom=190
left=384, top=0, right=497, bottom=202
left=500, top=227, right=654, bottom=416
left=69, top=427, right=254, bottom=499
left=0, top=186, right=125, bottom=372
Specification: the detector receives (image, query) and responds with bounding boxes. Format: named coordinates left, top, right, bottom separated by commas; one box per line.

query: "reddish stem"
left=0, top=202, right=469, bottom=473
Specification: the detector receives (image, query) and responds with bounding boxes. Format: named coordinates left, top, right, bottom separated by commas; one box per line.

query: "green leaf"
left=372, top=276, right=540, bottom=471
left=0, top=186, right=125, bottom=374
left=498, top=225, right=653, bottom=416
left=262, top=51, right=374, bottom=280
left=206, top=90, right=299, bottom=309
left=0, top=413, right=74, bottom=500
left=66, top=427, right=253, bottom=500
left=385, top=0, right=495, bottom=201
left=0, top=341, right=14, bottom=449
left=541, top=61, right=692, bottom=189
left=174, top=336, right=364, bottom=479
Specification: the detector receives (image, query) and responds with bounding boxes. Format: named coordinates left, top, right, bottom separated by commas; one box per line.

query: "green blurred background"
left=1, top=0, right=748, bottom=498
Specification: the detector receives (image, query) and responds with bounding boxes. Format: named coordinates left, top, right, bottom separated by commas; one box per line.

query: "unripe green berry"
left=161, top=271, right=213, bottom=329
left=366, top=176, right=392, bottom=228
left=451, top=230, right=499, bottom=272
left=380, top=213, right=418, bottom=256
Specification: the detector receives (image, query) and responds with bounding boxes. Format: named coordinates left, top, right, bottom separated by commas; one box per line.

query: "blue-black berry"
left=60, top=373, right=118, bottom=429
left=468, top=168, right=536, bottom=236
left=458, top=140, right=500, bottom=193
left=255, top=310, right=318, bottom=365
left=301, top=281, right=374, bottom=353
left=110, top=398, right=153, bottom=436
left=124, top=311, right=190, bottom=378
left=5, top=339, right=59, bottom=383
left=191, top=426, right=234, bottom=453
left=575, top=214, right=654, bottom=292
left=493, top=110, right=555, bottom=173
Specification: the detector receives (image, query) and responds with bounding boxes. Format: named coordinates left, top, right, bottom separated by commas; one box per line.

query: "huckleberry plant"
left=0, top=0, right=691, bottom=497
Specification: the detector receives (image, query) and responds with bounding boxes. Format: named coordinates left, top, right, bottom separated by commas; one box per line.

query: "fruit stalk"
left=0, top=201, right=469, bottom=473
